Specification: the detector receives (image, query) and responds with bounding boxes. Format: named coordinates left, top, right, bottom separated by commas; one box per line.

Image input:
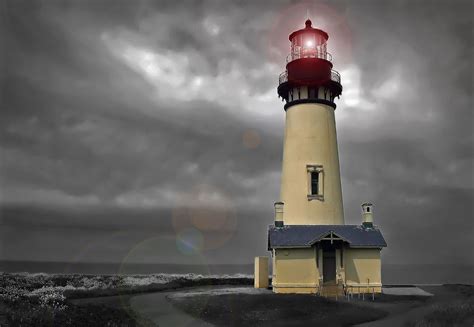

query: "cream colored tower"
left=277, top=19, right=344, bottom=225
left=280, top=102, right=344, bottom=225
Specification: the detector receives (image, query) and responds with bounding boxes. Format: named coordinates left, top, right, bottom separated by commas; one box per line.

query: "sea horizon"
left=1, top=260, right=472, bottom=285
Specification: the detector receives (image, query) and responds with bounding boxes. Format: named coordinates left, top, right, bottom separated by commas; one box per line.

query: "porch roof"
left=268, top=225, right=387, bottom=250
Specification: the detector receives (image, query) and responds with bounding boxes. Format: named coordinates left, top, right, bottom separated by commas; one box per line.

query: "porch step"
left=320, top=284, right=344, bottom=298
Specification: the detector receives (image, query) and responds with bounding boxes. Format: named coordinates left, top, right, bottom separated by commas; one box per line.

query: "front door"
left=323, top=248, right=336, bottom=283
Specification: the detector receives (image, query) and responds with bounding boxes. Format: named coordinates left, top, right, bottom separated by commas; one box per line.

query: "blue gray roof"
left=268, top=225, right=387, bottom=249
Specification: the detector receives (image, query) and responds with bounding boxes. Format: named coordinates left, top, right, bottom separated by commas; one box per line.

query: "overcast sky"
left=1, top=0, right=472, bottom=269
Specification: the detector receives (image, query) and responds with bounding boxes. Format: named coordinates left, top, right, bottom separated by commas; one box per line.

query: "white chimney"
left=361, top=202, right=374, bottom=227
left=274, top=202, right=284, bottom=227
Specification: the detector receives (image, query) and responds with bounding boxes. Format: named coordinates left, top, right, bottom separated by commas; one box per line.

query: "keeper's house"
left=268, top=210, right=387, bottom=295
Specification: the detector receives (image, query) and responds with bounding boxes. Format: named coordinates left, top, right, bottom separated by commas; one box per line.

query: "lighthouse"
left=277, top=18, right=344, bottom=226
left=257, top=19, right=387, bottom=295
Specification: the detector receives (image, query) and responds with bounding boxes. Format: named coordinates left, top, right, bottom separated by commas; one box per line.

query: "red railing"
left=278, top=69, right=341, bottom=85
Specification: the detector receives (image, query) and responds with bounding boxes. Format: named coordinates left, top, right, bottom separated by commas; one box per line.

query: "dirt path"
left=130, top=291, right=212, bottom=327
left=130, top=289, right=213, bottom=327
left=71, top=289, right=212, bottom=326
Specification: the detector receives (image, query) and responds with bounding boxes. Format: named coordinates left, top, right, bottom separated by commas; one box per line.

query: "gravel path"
left=130, top=286, right=272, bottom=326
left=130, top=287, right=218, bottom=327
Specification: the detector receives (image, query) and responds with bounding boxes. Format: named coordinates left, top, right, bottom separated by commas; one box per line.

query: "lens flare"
left=176, top=228, right=204, bottom=256
left=242, top=129, right=261, bottom=149
left=171, top=184, right=238, bottom=251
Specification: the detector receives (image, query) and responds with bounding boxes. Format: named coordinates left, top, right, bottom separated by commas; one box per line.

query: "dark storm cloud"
left=2, top=0, right=284, bottom=209
left=1, top=0, right=472, bottom=265
left=333, top=0, right=473, bottom=263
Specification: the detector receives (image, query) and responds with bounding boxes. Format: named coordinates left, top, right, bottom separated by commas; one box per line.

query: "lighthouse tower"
left=260, top=19, right=387, bottom=295
left=277, top=19, right=343, bottom=225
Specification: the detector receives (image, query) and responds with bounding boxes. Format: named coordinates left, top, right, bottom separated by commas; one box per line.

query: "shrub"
left=31, top=287, right=68, bottom=312
left=0, top=285, right=28, bottom=304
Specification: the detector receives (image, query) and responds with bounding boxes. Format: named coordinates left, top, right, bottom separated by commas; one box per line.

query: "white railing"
left=286, top=50, right=333, bottom=63
left=331, top=70, right=341, bottom=84
left=279, top=71, right=288, bottom=84
left=345, top=285, right=377, bottom=301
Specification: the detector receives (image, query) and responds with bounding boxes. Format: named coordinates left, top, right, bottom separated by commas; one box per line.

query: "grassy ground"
left=167, top=286, right=474, bottom=327
left=1, top=298, right=154, bottom=327
left=404, top=284, right=474, bottom=327
left=0, top=272, right=252, bottom=326
left=1, top=273, right=472, bottom=327
left=169, top=292, right=389, bottom=327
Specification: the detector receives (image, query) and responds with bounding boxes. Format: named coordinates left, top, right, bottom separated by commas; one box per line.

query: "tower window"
left=311, top=172, right=319, bottom=195
left=306, top=164, right=324, bottom=201
left=367, top=207, right=370, bottom=213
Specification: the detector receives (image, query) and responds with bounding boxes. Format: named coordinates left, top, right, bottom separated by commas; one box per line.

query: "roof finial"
left=305, top=9, right=312, bottom=28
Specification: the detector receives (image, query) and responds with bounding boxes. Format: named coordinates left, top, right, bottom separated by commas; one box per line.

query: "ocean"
left=0, top=260, right=472, bottom=285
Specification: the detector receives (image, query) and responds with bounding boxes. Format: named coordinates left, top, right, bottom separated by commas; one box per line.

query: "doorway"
left=323, top=248, right=336, bottom=283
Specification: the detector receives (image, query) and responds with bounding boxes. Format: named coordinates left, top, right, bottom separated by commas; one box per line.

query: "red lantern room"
left=278, top=19, right=342, bottom=110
